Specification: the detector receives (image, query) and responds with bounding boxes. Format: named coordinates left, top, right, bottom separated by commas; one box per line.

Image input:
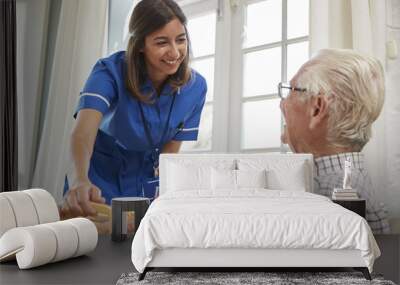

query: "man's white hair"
left=295, top=48, right=385, bottom=151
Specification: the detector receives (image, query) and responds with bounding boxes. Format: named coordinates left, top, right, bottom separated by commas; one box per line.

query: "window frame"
left=227, top=0, right=309, bottom=153
left=180, top=0, right=231, bottom=153
left=107, top=0, right=310, bottom=153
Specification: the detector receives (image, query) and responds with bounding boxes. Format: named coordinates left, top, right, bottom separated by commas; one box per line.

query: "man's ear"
left=309, top=94, right=332, bottom=129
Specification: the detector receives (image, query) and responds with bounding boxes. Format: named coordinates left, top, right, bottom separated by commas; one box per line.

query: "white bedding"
left=131, top=190, right=380, bottom=273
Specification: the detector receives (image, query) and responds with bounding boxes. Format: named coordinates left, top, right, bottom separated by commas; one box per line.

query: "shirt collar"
left=139, top=77, right=177, bottom=97
left=314, top=152, right=364, bottom=176
left=140, top=69, right=196, bottom=94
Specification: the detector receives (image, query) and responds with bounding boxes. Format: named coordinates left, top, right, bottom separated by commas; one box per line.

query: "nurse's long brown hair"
left=126, top=0, right=191, bottom=103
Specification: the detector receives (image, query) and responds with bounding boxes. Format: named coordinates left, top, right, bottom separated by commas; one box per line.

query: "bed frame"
left=138, top=154, right=372, bottom=281
left=139, top=248, right=371, bottom=280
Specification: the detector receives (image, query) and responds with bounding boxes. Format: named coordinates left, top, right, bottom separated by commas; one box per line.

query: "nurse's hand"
left=61, top=181, right=106, bottom=218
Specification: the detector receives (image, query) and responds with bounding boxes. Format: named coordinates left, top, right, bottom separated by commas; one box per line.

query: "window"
left=232, top=0, right=310, bottom=152
left=107, top=0, right=133, bottom=54
left=107, top=0, right=310, bottom=153
left=180, top=10, right=217, bottom=152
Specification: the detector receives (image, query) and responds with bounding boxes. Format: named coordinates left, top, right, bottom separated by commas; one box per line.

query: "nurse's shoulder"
left=77, top=51, right=127, bottom=116
left=86, top=51, right=126, bottom=91
left=180, top=68, right=207, bottom=100
left=92, top=51, right=126, bottom=79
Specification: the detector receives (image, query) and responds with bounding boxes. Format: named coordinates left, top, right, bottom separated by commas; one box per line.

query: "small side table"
left=332, top=199, right=366, bottom=218
left=111, top=197, right=150, bottom=242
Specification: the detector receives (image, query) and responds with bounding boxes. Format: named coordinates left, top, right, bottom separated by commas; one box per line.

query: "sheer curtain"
left=32, top=0, right=108, bottom=203
left=310, top=0, right=400, bottom=224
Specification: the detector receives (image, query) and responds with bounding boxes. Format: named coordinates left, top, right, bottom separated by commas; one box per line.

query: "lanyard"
left=137, top=93, right=176, bottom=171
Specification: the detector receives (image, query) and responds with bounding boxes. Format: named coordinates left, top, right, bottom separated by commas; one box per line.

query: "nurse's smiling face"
left=142, top=18, right=188, bottom=87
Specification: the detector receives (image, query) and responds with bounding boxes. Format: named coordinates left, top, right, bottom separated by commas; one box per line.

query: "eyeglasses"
left=277, top=82, right=307, bottom=99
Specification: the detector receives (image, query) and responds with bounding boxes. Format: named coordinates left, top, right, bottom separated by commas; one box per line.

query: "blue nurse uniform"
left=64, top=51, right=207, bottom=204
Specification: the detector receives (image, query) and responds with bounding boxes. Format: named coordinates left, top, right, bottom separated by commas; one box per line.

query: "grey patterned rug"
left=116, top=271, right=396, bottom=285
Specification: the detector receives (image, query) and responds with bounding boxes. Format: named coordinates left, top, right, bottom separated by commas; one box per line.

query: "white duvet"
left=131, top=190, right=380, bottom=273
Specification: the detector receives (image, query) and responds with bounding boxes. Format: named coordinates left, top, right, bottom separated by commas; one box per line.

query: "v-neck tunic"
left=64, top=51, right=207, bottom=203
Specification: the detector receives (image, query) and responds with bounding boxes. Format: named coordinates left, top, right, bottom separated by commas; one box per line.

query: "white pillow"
left=236, top=169, right=268, bottom=189
left=238, top=158, right=307, bottom=191
left=266, top=162, right=306, bottom=191
left=211, top=169, right=268, bottom=190
left=211, top=168, right=236, bottom=190
left=167, top=162, right=211, bottom=191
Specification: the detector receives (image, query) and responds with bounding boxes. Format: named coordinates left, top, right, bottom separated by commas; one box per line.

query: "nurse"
left=61, top=0, right=206, bottom=217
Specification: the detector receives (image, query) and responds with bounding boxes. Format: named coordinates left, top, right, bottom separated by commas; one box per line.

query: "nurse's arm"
left=162, top=140, right=182, bottom=153
left=64, top=109, right=105, bottom=217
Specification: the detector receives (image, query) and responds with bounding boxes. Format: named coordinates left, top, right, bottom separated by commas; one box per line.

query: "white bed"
left=131, top=154, right=380, bottom=280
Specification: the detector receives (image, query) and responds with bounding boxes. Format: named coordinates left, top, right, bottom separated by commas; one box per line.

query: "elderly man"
left=279, top=48, right=390, bottom=234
